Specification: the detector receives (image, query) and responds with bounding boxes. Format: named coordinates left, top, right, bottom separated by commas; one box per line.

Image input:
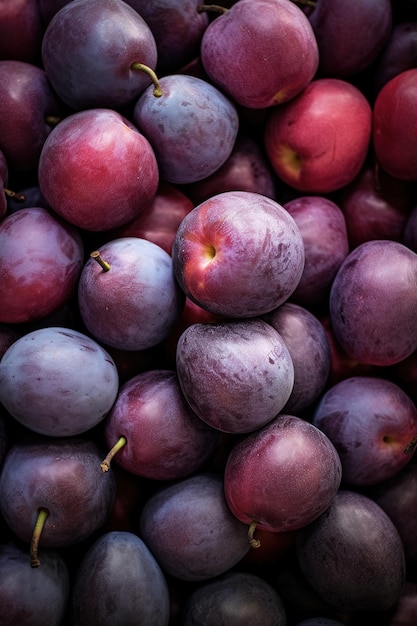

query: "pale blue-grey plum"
left=78, top=237, right=184, bottom=351
left=175, top=319, right=294, bottom=433
left=0, top=327, right=119, bottom=437
left=102, top=369, right=219, bottom=480
left=172, top=191, right=305, bottom=318
left=224, top=415, right=342, bottom=534
left=296, top=490, right=406, bottom=612
left=38, top=108, right=159, bottom=232
left=181, top=571, right=287, bottom=626
left=312, top=376, right=417, bottom=486
left=262, top=302, right=331, bottom=414
left=0, top=542, right=70, bottom=626
left=329, top=239, right=417, bottom=365
left=283, top=196, right=349, bottom=307
left=0, top=436, right=116, bottom=553
left=71, top=531, right=170, bottom=625
left=41, top=0, right=158, bottom=110
left=139, top=473, right=250, bottom=581
left=0, top=207, right=84, bottom=324
left=200, top=0, right=319, bottom=109
left=133, top=73, right=239, bottom=184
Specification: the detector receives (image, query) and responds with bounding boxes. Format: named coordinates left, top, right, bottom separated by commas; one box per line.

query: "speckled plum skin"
left=0, top=327, right=119, bottom=437
left=71, top=531, right=170, bottom=626
left=139, top=473, right=250, bottom=581
left=263, top=303, right=331, bottom=414
left=78, top=237, right=184, bottom=351
left=172, top=191, right=305, bottom=318
left=103, top=369, right=219, bottom=480
left=176, top=319, right=294, bottom=434
left=312, top=376, right=417, bottom=486
left=38, top=108, right=159, bottom=232
left=224, top=415, right=342, bottom=533
left=296, top=490, right=406, bottom=612
left=133, top=74, right=239, bottom=184
left=200, top=0, right=319, bottom=109
left=0, top=436, right=117, bottom=548
left=0, top=207, right=84, bottom=324
left=329, top=239, right=417, bottom=365
left=41, top=0, right=158, bottom=110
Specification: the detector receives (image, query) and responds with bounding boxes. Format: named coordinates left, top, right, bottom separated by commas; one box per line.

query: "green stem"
left=197, top=4, right=229, bottom=14
left=90, top=250, right=111, bottom=272
left=31, top=507, right=50, bottom=568
left=248, top=520, right=261, bottom=548
left=100, top=436, right=127, bottom=472
left=130, top=63, right=163, bottom=97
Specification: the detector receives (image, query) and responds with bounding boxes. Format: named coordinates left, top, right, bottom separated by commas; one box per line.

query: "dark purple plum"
left=0, top=148, right=8, bottom=220
left=78, top=237, right=184, bottom=351
left=139, top=473, right=250, bottom=581
left=0, top=324, right=20, bottom=360
left=101, top=369, right=219, bottom=480
left=0, top=436, right=117, bottom=564
left=403, top=203, right=417, bottom=253
left=175, top=319, right=294, bottom=433
left=224, top=415, right=342, bottom=537
left=0, top=207, right=84, bottom=324
left=127, top=0, right=209, bottom=74
left=0, top=0, right=44, bottom=64
left=71, top=531, right=170, bottom=625
left=182, top=134, right=278, bottom=205
left=262, top=302, right=331, bottom=414
left=172, top=190, right=305, bottom=318
left=284, top=195, right=349, bottom=308
left=337, top=165, right=412, bottom=248
left=296, top=490, right=406, bottom=612
left=313, top=376, right=417, bottom=486
left=372, top=22, right=417, bottom=96
left=0, top=327, right=119, bottom=437
left=0, top=60, right=67, bottom=172
left=41, top=0, right=158, bottom=110
left=38, top=108, right=159, bottom=232
left=302, top=0, right=392, bottom=78
left=329, top=240, right=417, bottom=365
left=295, top=620, right=345, bottom=626
left=368, top=461, right=417, bottom=565
left=0, top=541, right=70, bottom=625
left=133, top=74, right=239, bottom=185
left=387, top=580, right=417, bottom=626
left=181, top=571, right=287, bottom=625
left=200, top=0, right=319, bottom=109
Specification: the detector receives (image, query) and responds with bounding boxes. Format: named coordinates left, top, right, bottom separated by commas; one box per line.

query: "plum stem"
left=248, top=521, right=261, bottom=548
left=130, top=63, right=163, bottom=97
left=100, top=436, right=127, bottom=472
left=197, top=4, right=229, bottom=15
left=90, top=250, right=111, bottom=272
left=30, top=507, right=49, bottom=568
left=404, top=433, right=417, bottom=454
left=4, top=188, right=25, bottom=202
left=291, top=0, right=316, bottom=7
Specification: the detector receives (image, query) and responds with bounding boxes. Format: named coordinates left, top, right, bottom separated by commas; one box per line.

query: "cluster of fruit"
left=1, top=0, right=417, bottom=624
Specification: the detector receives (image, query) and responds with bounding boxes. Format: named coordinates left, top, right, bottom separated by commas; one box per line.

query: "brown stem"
left=30, top=507, right=49, bottom=567
left=197, top=4, right=228, bottom=14
left=100, top=436, right=127, bottom=472
left=90, top=250, right=111, bottom=272
left=248, top=520, right=261, bottom=548
left=130, top=63, right=163, bottom=97
left=404, top=433, right=417, bottom=455
left=4, top=188, right=25, bottom=202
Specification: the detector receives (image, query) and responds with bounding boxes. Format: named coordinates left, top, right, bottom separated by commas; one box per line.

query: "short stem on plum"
left=197, top=4, right=229, bottom=15
left=248, top=520, right=261, bottom=548
left=4, top=188, right=25, bottom=202
left=130, top=63, right=163, bottom=97
left=100, top=436, right=127, bottom=472
left=404, top=433, right=417, bottom=455
left=290, top=0, right=316, bottom=7
left=90, top=250, right=111, bottom=272
left=30, top=507, right=50, bottom=568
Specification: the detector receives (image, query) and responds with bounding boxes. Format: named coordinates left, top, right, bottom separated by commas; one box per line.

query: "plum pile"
left=2, top=0, right=417, bottom=624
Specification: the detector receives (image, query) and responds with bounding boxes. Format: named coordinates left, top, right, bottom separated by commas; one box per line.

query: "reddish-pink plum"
left=0, top=207, right=84, bottom=324
left=200, top=0, right=319, bottom=109
left=38, top=108, right=159, bottom=232
left=264, top=78, right=372, bottom=193
left=224, top=415, right=342, bottom=535
left=172, top=191, right=305, bottom=318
